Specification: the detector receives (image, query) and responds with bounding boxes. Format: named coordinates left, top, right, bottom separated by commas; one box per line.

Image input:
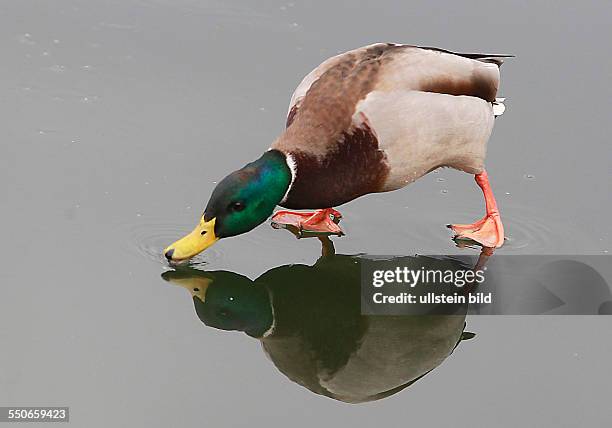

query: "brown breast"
left=276, top=44, right=398, bottom=208
left=280, top=121, right=390, bottom=209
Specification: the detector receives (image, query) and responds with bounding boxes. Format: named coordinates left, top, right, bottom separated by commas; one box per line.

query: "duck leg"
left=448, top=170, right=505, bottom=248
left=271, top=208, right=344, bottom=238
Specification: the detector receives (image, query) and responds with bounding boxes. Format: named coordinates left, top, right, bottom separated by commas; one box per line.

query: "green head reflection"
left=161, top=268, right=273, bottom=338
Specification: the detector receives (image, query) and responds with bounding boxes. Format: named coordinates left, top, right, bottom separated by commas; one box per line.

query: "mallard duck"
left=165, top=43, right=510, bottom=262
left=162, top=254, right=474, bottom=403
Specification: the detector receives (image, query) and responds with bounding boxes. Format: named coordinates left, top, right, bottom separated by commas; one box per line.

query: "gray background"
left=0, top=0, right=610, bottom=427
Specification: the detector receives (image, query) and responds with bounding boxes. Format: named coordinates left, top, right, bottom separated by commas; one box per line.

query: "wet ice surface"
left=1, top=1, right=611, bottom=427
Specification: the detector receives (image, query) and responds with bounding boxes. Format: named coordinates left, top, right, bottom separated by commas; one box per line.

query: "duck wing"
left=275, top=44, right=507, bottom=157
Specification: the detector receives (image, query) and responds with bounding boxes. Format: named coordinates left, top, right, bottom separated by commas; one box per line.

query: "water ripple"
left=122, top=220, right=225, bottom=268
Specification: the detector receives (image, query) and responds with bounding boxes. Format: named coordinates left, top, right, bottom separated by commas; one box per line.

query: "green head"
left=164, top=150, right=291, bottom=262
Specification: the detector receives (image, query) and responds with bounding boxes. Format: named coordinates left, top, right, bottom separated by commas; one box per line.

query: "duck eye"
left=229, top=201, right=245, bottom=212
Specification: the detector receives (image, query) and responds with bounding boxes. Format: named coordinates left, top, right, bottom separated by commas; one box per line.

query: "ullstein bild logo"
left=360, top=255, right=612, bottom=315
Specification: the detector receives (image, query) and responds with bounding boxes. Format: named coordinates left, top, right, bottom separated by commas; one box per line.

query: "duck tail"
left=493, top=97, right=506, bottom=117
left=418, top=46, right=515, bottom=68
left=457, top=51, right=512, bottom=116
left=471, top=55, right=514, bottom=67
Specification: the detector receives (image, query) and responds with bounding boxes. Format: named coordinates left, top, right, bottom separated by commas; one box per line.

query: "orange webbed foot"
left=449, top=213, right=504, bottom=248
left=449, top=170, right=505, bottom=248
left=271, top=208, right=344, bottom=238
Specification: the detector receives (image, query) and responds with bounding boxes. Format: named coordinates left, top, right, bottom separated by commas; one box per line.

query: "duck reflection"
left=161, top=241, right=477, bottom=404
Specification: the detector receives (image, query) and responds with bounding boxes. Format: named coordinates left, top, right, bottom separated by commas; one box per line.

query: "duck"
left=162, top=252, right=475, bottom=403
left=164, top=43, right=511, bottom=262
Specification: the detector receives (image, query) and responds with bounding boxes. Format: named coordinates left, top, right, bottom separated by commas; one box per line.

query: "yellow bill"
left=164, top=216, right=218, bottom=262
left=164, top=275, right=211, bottom=302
